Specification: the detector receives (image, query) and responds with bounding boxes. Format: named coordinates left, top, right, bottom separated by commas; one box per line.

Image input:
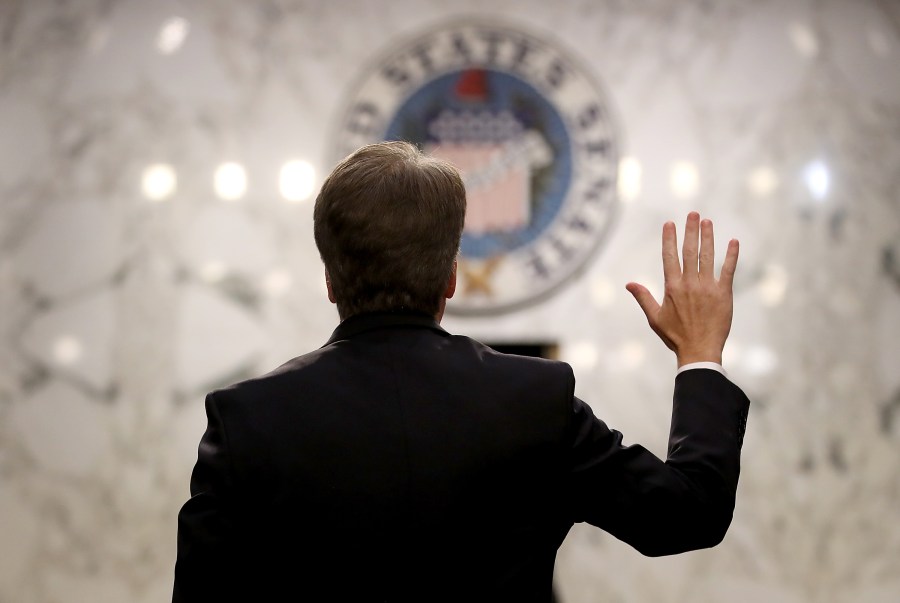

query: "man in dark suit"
left=173, top=141, right=749, bottom=602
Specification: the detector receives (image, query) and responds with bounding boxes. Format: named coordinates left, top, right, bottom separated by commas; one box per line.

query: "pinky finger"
left=719, top=239, right=740, bottom=288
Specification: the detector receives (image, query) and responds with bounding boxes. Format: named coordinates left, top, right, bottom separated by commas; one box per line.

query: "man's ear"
left=444, top=260, right=457, bottom=300
left=325, top=270, right=336, bottom=304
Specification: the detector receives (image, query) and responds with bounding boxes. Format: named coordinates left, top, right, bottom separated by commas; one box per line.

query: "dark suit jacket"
left=173, top=311, right=750, bottom=602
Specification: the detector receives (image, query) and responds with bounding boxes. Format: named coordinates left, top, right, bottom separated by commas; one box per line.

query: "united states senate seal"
left=334, top=20, right=620, bottom=315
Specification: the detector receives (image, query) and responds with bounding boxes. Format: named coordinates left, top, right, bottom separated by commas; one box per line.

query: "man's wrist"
left=676, top=350, right=723, bottom=367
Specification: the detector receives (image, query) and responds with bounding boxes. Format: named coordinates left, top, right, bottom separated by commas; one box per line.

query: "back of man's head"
left=314, top=141, right=467, bottom=320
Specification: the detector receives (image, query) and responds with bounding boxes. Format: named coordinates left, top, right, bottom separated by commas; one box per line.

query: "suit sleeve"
left=565, top=368, right=750, bottom=556
left=173, top=393, right=239, bottom=602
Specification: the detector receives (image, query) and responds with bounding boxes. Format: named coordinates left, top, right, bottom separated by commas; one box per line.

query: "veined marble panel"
left=0, top=0, right=898, bottom=601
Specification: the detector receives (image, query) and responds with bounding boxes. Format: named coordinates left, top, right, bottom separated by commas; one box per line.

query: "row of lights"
left=48, top=265, right=789, bottom=371
left=788, top=22, right=893, bottom=59
left=142, top=157, right=830, bottom=203
left=622, top=158, right=820, bottom=201
left=618, top=157, right=830, bottom=202
left=141, top=160, right=317, bottom=202
left=49, top=329, right=777, bottom=377
left=565, top=337, right=778, bottom=376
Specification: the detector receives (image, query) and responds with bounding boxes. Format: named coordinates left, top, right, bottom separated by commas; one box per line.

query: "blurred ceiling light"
left=279, top=159, right=316, bottom=202
left=53, top=335, right=83, bottom=366
left=200, top=261, right=228, bottom=283
left=669, top=161, right=699, bottom=200
left=803, top=160, right=829, bottom=201
left=263, top=268, right=293, bottom=297
left=141, top=163, right=177, bottom=201
left=590, top=276, right=616, bottom=309
left=157, top=16, right=190, bottom=55
left=743, top=345, right=777, bottom=376
left=789, top=23, right=819, bottom=58
left=619, top=340, right=646, bottom=370
left=757, top=263, right=788, bottom=307
left=566, top=341, right=599, bottom=372
left=214, top=162, right=248, bottom=201
left=747, top=166, right=779, bottom=198
left=617, top=156, right=641, bottom=202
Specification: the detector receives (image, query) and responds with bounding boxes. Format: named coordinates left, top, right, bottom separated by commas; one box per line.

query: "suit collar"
left=324, top=310, right=448, bottom=345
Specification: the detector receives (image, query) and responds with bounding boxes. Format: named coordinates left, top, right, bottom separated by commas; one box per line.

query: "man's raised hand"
left=625, top=212, right=740, bottom=367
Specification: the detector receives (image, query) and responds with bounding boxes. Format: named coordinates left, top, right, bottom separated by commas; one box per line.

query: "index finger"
left=662, top=221, right=681, bottom=283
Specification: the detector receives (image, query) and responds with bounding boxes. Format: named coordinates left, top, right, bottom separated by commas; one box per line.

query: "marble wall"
left=1, top=0, right=898, bottom=601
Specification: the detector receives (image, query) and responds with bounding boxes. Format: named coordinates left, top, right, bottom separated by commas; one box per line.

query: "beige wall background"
left=1, top=0, right=899, bottom=601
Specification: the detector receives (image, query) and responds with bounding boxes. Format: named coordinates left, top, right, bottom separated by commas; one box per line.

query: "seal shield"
left=335, top=21, right=620, bottom=315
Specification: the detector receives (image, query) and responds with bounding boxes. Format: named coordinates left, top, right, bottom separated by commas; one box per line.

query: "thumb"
left=625, top=282, right=660, bottom=322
